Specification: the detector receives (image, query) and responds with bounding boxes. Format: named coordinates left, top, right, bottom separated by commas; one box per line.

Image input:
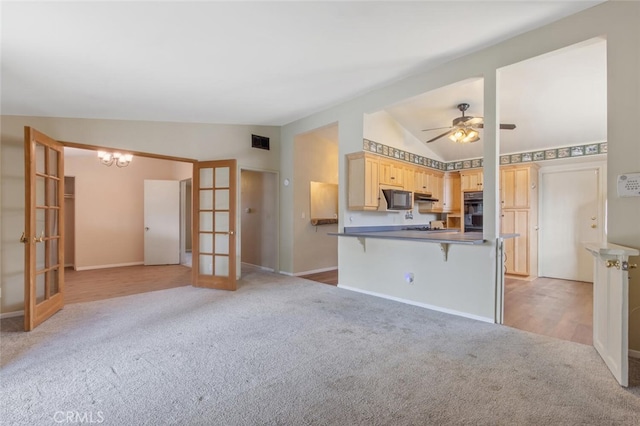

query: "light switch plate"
left=617, top=173, right=640, bottom=197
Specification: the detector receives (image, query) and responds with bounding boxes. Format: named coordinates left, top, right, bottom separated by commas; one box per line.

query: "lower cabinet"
left=501, top=209, right=530, bottom=276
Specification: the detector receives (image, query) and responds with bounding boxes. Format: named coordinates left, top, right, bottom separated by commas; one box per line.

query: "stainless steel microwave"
left=379, top=188, right=413, bottom=211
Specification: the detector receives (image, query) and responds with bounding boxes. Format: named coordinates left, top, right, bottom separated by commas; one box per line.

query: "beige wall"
left=293, top=128, right=339, bottom=274
left=280, top=2, right=640, bottom=334
left=240, top=170, right=277, bottom=270
left=0, top=116, right=279, bottom=314
left=65, top=152, right=192, bottom=270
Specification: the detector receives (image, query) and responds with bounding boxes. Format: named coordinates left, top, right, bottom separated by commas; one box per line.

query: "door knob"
left=591, top=216, right=596, bottom=220
left=591, top=224, right=597, bottom=228
left=20, top=232, right=28, bottom=243
left=229, top=230, right=235, bottom=236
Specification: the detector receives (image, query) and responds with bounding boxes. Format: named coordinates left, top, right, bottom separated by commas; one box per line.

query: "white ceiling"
left=384, top=38, right=607, bottom=161
left=1, top=1, right=605, bottom=128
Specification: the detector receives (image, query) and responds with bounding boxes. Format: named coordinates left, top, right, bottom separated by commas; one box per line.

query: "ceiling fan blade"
left=425, top=129, right=456, bottom=143
left=466, top=117, right=483, bottom=126
left=421, top=126, right=451, bottom=132
left=473, top=123, right=517, bottom=130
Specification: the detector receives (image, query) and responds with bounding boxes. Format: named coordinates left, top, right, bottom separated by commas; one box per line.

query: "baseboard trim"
left=241, top=262, right=275, bottom=272
left=629, top=349, right=640, bottom=359
left=294, top=266, right=338, bottom=276
left=337, top=284, right=494, bottom=324
left=0, top=310, right=24, bottom=319
left=75, top=262, right=144, bottom=271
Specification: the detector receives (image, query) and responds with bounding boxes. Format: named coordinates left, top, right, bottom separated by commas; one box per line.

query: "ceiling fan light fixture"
left=423, top=103, right=514, bottom=144
left=449, top=129, right=466, bottom=142
left=462, top=129, right=480, bottom=143
left=448, top=128, right=480, bottom=144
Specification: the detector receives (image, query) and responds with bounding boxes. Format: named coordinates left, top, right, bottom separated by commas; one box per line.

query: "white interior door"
left=539, top=167, right=602, bottom=281
left=586, top=242, right=639, bottom=387
left=144, top=180, right=180, bottom=265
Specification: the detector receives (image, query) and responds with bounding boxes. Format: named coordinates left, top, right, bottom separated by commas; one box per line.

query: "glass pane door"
left=24, top=127, right=65, bottom=331
left=193, top=160, right=236, bottom=290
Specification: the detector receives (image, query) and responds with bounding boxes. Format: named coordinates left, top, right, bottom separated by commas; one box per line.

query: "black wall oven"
left=464, top=191, right=483, bottom=232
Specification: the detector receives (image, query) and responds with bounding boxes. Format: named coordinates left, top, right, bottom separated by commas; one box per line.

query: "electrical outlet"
left=405, top=272, right=414, bottom=284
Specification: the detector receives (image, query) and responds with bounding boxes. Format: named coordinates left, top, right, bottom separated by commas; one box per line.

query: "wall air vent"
left=251, top=134, right=270, bottom=150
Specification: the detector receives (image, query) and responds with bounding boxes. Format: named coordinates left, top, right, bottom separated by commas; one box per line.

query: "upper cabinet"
left=348, top=151, right=449, bottom=212
left=378, top=157, right=404, bottom=187
left=347, top=152, right=380, bottom=211
left=413, top=169, right=429, bottom=194
left=427, top=171, right=444, bottom=211
left=500, top=164, right=539, bottom=209
left=460, top=169, right=483, bottom=191
left=442, top=172, right=461, bottom=213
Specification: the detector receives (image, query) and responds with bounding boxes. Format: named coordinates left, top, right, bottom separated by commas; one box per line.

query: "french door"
left=192, top=160, right=237, bottom=290
left=23, top=127, right=65, bottom=331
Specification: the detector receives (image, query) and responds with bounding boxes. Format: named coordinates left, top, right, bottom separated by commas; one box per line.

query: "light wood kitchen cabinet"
left=500, top=164, right=539, bottom=277
left=460, top=169, right=483, bottom=191
left=379, top=158, right=404, bottom=187
left=347, top=150, right=450, bottom=213
left=347, top=152, right=380, bottom=210
left=413, top=169, right=430, bottom=194
left=442, top=172, right=461, bottom=213
left=501, top=210, right=530, bottom=276
left=403, top=167, right=415, bottom=192
left=428, top=171, right=444, bottom=211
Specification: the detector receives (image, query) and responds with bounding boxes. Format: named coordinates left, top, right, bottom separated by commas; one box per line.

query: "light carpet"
left=1, top=268, right=639, bottom=425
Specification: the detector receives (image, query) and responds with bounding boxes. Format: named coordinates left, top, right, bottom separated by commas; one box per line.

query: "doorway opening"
left=62, top=146, right=194, bottom=304
left=503, top=161, right=606, bottom=345
left=498, top=37, right=607, bottom=345
left=291, top=123, right=339, bottom=283
left=239, top=169, right=278, bottom=273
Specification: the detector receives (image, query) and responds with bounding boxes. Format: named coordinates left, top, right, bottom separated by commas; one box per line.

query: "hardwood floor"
left=299, top=269, right=339, bottom=286
left=504, top=276, right=593, bottom=345
left=65, top=265, right=192, bottom=304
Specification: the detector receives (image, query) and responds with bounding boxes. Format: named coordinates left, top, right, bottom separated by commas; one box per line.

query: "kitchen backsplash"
left=363, top=139, right=607, bottom=171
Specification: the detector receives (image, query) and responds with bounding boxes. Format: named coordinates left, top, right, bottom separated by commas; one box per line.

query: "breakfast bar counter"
left=331, top=227, right=484, bottom=245
left=330, top=225, right=518, bottom=260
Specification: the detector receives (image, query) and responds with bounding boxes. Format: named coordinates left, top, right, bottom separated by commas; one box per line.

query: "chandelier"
left=97, top=151, right=133, bottom=167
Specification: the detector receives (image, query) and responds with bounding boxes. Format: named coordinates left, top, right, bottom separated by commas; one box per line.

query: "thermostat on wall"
left=617, top=173, right=640, bottom=197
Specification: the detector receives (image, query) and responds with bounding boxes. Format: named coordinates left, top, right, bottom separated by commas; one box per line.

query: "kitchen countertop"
left=330, top=225, right=519, bottom=245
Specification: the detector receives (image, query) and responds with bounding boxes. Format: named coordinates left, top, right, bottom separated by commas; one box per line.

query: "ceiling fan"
left=422, top=103, right=516, bottom=144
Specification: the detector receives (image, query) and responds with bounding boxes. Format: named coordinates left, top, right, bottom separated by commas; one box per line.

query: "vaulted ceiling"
left=2, top=1, right=604, bottom=130
left=383, top=39, right=607, bottom=162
